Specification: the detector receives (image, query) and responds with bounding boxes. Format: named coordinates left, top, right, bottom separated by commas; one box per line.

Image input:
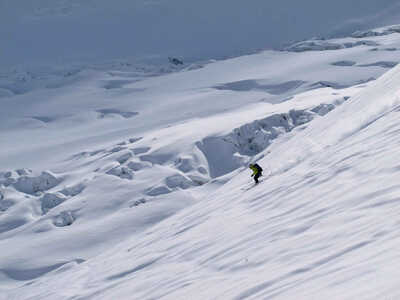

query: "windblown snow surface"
left=2, top=26, right=400, bottom=299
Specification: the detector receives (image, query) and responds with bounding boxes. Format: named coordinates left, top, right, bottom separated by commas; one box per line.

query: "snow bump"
left=53, top=211, right=76, bottom=227
left=40, top=192, right=68, bottom=214
left=214, top=80, right=305, bottom=95
left=331, top=60, right=357, bottom=67
left=13, top=171, right=61, bottom=195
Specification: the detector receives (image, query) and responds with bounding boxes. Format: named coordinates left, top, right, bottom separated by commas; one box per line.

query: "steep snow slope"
left=2, top=27, right=400, bottom=299
left=4, top=44, right=400, bottom=300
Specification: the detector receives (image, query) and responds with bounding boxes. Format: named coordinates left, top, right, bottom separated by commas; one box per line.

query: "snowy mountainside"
left=5, top=55, right=400, bottom=300
left=2, top=26, right=400, bottom=299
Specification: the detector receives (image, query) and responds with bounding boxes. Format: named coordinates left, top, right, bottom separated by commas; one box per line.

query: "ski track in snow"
left=2, top=25, right=400, bottom=300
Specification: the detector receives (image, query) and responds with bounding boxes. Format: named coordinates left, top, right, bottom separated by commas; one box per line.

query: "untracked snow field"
left=1, top=26, right=400, bottom=299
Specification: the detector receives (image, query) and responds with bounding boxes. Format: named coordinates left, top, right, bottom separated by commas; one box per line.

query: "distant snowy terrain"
left=2, top=25, right=400, bottom=299
left=2, top=0, right=400, bottom=67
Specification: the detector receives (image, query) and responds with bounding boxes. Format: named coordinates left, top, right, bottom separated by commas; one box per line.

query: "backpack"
left=254, top=163, right=263, bottom=173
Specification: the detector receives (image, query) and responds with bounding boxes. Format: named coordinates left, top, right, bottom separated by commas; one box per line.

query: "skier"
left=249, top=163, right=263, bottom=184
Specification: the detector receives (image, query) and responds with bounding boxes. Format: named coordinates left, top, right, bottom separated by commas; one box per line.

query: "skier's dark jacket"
left=249, top=163, right=263, bottom=176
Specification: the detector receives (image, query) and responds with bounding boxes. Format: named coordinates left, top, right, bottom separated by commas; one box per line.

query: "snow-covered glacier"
left=2, top=23, right=400, bottom=299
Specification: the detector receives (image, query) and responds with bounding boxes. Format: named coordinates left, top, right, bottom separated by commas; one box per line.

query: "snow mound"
left=59, top=183, right=86, bottom=197
left=165, top=174, right=194, bottom=190
left=131, top=147, right=151, bottom=155
left=0, top=189, right=15, bottom=212
left=285, top=39, right=379, bottom=52
left=101, top=79, right=140, bottom=90
left=0, top=171, right=17, bottom=187
left=358, top=61, right=398, bottom=68
left=127, top=161, right=151, bottom=171
left=11, top=171, right=61, bottom=195
left=106, top=166, right=134, bottom=180
left=115, top=151, right=133, bottom=164
left=0, top=188, right=19, bottom=212
left=40, top=192, right=68, bottom=214
left=351, top=25, right=400, bottom=38
left=310, top=78, right=375, bottom=89
left=96, top=109, right=139, bottom=119
left=214, top=80, right=306, bottom=95
left=129, top=198, right=146, bottom=208
left=383, top=47, right=398, bottom=51
left=174, top=156, right=199, bottom=173
left=53, top=211, right=75, bottom=227
left=331, top=60, right=357, bottom=67
left=146, top=185, right=172, bottom=197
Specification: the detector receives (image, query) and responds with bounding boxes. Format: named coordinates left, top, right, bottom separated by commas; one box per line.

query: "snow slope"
left=2, top=26, right=400, bottom=299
